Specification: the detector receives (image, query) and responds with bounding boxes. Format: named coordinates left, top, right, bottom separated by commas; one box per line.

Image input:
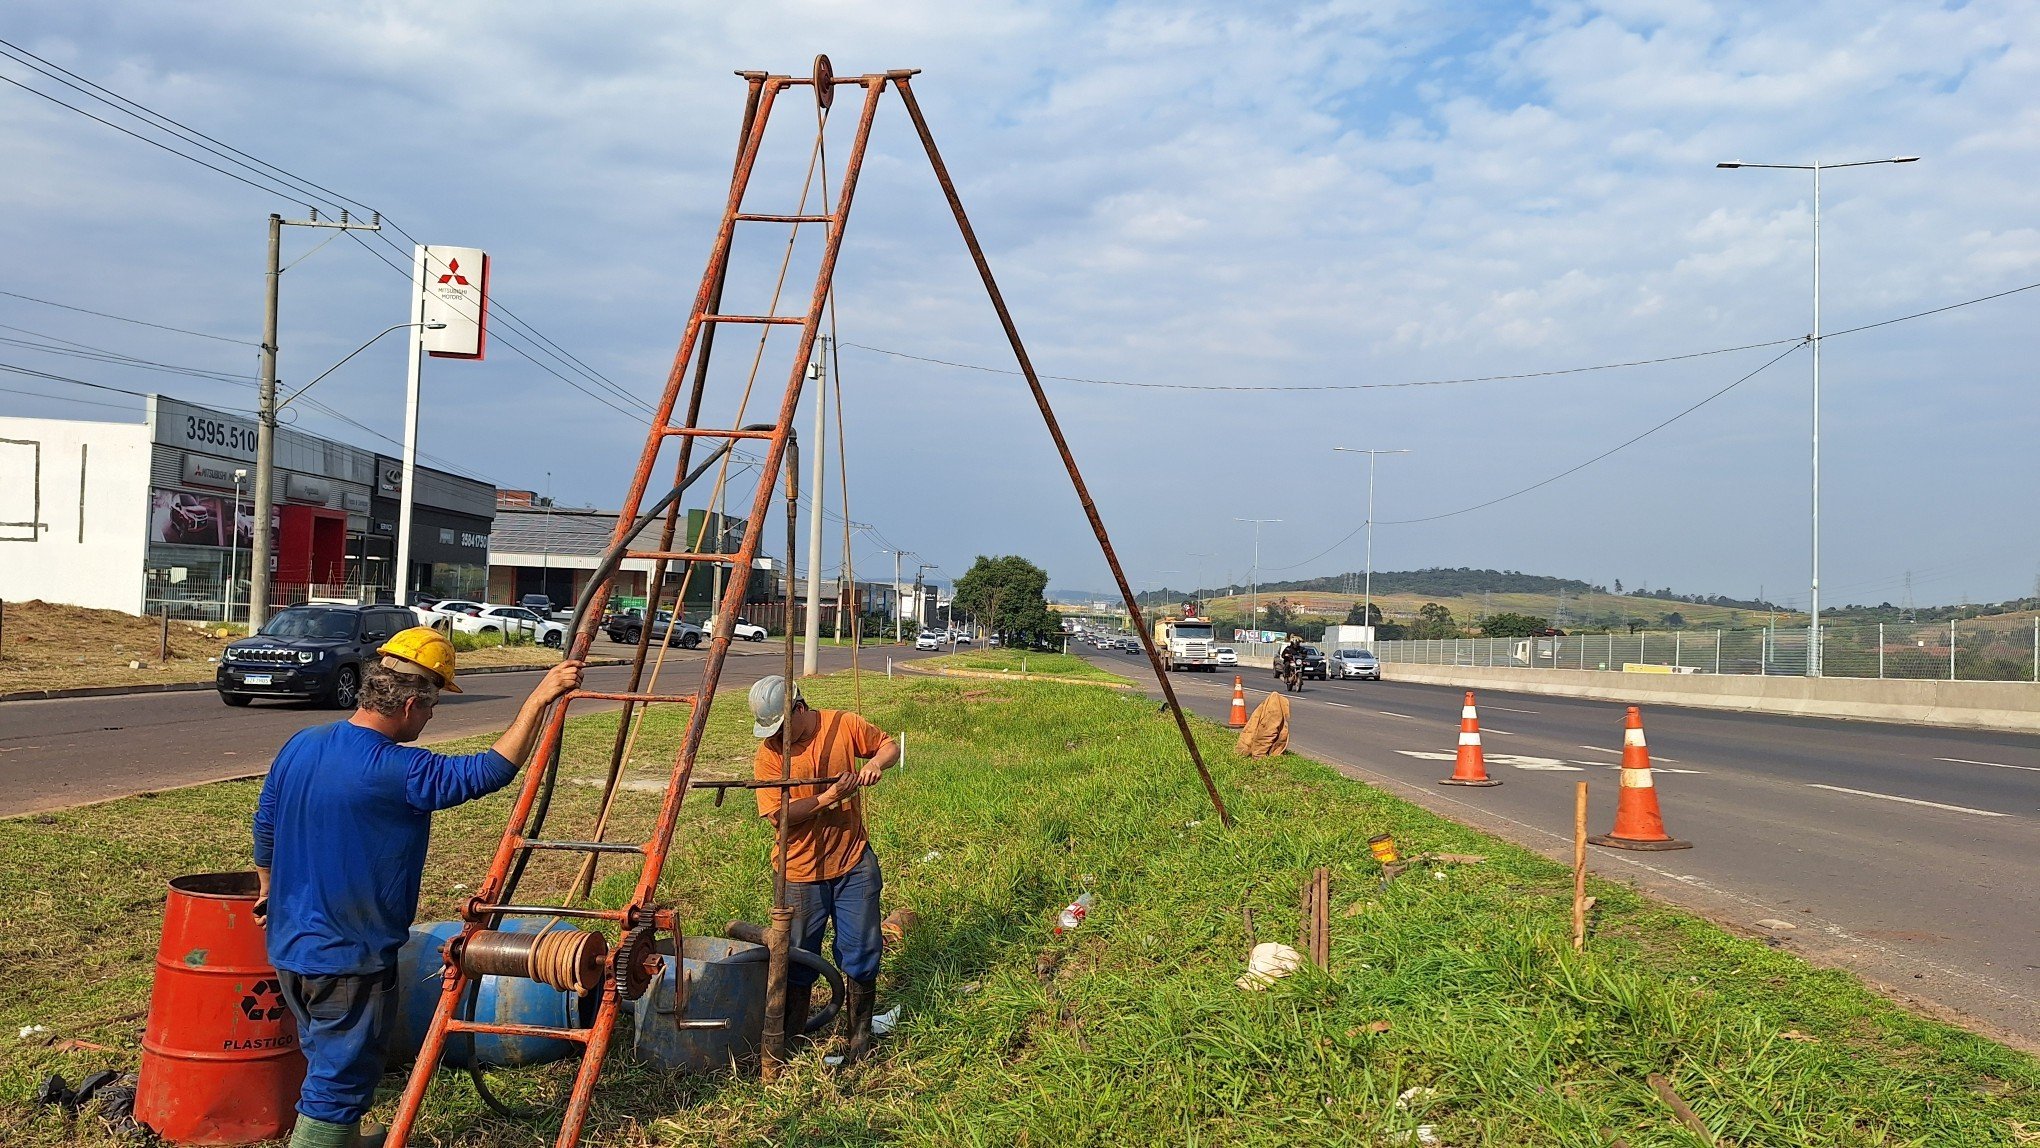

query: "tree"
left=1613, top=579, right=1623, bottom=594
left=1480, top=612, right=1550, bottom=638
left=1659, top=611, right=1687, bottom=629
left=951, top=555, right=1056, bottom=646
left=1263, top=598, right=1297, bottom=631
left=1411, top=602, right=1460, bottom=640
left=1344, top=601, right=1384, bottom=626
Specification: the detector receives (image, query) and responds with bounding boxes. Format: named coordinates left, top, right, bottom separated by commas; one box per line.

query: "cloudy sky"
left=2, top=1, right=2034, bottom=610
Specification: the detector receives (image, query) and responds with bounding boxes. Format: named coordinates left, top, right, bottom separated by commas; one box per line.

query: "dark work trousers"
left=276, top=967, right=399, bottom=1125
left=786, top=847, right=883, bottom=989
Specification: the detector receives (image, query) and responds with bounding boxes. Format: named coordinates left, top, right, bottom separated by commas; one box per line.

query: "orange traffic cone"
left=1588, top=706, right=1691, bottom=851
left=1440, top=691, right=1501, bottom=787
left=1227, top=676, right=1249, bottom=728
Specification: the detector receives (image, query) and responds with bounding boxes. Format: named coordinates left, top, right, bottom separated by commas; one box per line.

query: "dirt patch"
left=0, top=599, right=231, bottom=693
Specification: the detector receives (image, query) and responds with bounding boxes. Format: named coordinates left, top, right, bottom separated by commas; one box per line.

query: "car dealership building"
left=0, top=394, right=494, bottom=621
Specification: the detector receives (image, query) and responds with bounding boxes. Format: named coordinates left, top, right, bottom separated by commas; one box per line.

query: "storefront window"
left=145, top=544, right=248, bottom=624
left=426, top=562, right=487, bottom=601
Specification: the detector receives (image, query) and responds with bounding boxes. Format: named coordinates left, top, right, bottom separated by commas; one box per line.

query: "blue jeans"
left=276, top=967, right=397, bottom=1125
left=786, top=847, right=883, bottom=988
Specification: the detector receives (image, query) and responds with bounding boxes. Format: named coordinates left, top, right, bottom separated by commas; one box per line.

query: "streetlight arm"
left=277, top=320, right=447, bottom=410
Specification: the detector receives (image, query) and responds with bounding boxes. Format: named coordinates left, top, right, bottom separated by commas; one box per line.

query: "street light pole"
left=1333, top=448, right=1411, bottom=634
left=1233, top=518, right=1280, bottom=638
left=1718, top=155, right=1917, bottom=675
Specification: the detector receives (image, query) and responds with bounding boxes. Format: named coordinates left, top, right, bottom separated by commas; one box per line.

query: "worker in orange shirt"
left=749, top=675, right=899, bottom=1062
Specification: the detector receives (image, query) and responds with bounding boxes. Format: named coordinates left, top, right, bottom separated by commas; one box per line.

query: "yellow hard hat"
left=377, top=626, right=463, bottom=693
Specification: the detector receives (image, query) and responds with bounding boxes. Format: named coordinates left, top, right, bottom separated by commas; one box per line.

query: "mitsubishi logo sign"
left=418, top=245, right=488, bottom=360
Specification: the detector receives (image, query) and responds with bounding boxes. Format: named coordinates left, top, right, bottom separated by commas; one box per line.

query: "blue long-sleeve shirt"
left=253, top=720, right=517, bottom=975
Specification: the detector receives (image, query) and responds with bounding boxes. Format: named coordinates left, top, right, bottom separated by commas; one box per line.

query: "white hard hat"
left=749, top=675, right=802, bottom=739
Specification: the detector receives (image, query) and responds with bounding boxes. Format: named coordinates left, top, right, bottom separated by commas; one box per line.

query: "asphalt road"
left=0, top=642, right=927, bottom=818
left=1094, top=649, right=2040, bottom=1048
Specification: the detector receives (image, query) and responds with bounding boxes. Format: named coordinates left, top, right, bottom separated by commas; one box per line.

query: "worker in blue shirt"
left=252, top=627, right=581, bottom=1148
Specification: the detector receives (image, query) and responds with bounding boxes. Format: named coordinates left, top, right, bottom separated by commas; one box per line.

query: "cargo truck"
left=1152, top=614, right=1220, bottom=671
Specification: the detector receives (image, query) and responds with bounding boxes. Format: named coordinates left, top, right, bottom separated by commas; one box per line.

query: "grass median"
left=3, top=669, right=2034, bottom=1145
left=920, top=648, right=1123, bottom=682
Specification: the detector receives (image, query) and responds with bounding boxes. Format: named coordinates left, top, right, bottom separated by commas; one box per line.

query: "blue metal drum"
left=631, top=936, right=766, bottom=1074
left=387, top=920, right=597, bottom=1069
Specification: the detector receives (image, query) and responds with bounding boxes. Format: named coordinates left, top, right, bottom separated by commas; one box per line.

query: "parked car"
left=436, top=604, right=566, bottom=647
left=423, top=599, right=487, bottom=627
left=708, top=615, right=769, bottom=642
left=519, top=593, right=556, bottom=618
left=1329, top=648, right=1380, bottom=680
left=1214, top=646, right=1239, bottom=667
left=217, top=604, right=417, bottom=708
left=611, top=610, right=704, bottom=649
left=915, top=631, right=941, bottom=651
left=601, top=607, right=644, bottom=641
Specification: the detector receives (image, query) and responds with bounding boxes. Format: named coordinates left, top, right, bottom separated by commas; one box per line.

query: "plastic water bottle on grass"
left=1055, top=892, right=1094, bottom=934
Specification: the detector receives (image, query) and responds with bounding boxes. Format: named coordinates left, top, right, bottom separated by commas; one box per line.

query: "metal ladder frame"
left=384, top=60, right=1231, bottom=1148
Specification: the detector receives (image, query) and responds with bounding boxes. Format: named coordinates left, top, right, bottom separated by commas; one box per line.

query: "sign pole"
left=395, top=245, right=427, bottom=607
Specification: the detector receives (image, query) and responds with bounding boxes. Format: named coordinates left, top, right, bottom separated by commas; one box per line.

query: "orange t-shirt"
left=753, top=709, right=890, bottom=883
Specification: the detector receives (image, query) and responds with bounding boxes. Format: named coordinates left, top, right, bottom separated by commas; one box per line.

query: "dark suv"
left=217, top=604, right=417, bottom=708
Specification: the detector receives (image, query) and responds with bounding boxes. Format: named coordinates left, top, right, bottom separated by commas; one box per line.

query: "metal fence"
left=1375, top=619, right=2040, bottom=682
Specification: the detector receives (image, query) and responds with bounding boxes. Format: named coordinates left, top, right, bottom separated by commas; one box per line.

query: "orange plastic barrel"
left=136, top=872, right=306, bottom=1145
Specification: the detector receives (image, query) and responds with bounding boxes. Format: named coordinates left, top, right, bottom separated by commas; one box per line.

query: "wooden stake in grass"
left=1298, top=868, right=1330, bottom=969
left=1647, top=1073, right=1717, bottom=1145
left=159, top=607, right=170, bottom=663
left=1573, top=781, right=1589, bottom=952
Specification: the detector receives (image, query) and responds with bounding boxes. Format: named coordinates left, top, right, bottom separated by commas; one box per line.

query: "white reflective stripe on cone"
left=1459, top=732, right=1482, bottom=746
left=1461, top=707, right=1478, bottom=720
left=1624, top=728, right=1647, bottom=747
left=1620, top=767, right=1653, bottom=788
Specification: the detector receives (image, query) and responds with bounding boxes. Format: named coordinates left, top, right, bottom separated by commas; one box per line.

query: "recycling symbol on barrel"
left=238, top=979, right=287, bottom=1022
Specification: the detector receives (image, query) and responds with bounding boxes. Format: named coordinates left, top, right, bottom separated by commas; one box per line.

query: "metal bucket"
left=629, top=936, right=842, bottom=1074
left=387, top=920, right=597, bottom=1069
left=135, top=872, right=306, bottom=1145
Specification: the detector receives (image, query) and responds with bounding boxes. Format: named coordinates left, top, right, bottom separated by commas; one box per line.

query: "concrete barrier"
left=1378, top=663, right=2040, bottom=734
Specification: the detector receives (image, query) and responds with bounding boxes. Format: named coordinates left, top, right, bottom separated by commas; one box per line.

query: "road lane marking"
left=1934, top=756, right=2040, bottom=774
left=1480, top=726, right=1516, bottom=735
left=1396, top=750, right=1584, bottom=771
left=1487, top=705, right=1540, bottom=713
left=1568, top=760, right=1708, bottom=775
left=1322, top=701, right=1350, bottom=708
left=1379, top=711, right=1418, bottom=719
left=1805, top=783, right=2006, bottom=818
left=1576, top=743, right=1681, bottom=762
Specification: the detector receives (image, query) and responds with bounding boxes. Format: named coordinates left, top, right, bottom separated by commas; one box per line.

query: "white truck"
left=1152, top=614, right=1220, bottom=672
left=1321, top=624, right=1376, bottom=650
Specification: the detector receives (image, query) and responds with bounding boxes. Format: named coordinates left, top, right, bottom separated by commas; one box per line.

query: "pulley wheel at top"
left=813, top=54, right=834, bottom=109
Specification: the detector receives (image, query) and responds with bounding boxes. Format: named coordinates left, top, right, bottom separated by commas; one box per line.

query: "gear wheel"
left=614, top=924, right=660, bottom=1002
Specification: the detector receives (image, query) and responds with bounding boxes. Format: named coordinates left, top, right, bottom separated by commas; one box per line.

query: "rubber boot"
left=354, top=1121, right=388, bottom=1148
left=287, top=1116, right=356, bottom=1148
left=841, top=978, right=876, bottom=1065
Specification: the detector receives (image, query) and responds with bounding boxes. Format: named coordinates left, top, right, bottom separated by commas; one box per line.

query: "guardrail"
left=1375, top=619, right=2040, bottom=682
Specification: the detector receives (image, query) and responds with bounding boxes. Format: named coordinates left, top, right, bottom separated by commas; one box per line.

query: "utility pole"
left=1333, top=448, right=1410, bottom=638
left=801, top=340, right=828, bottom=676
left=1233, top=518, right=1280, bottom=639
left=251, top=209, right=381, bottom=631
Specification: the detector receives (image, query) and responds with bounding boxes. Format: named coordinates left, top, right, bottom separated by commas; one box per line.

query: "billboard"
left=150, top=488, right=255, bottom=549
left=419, top=245, right=489, bottom=359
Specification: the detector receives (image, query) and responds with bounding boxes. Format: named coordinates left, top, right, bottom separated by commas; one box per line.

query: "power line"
left=842, top=277, right=2040, bottom=394
left=1263, top=342, right=1806, bottom=572
left=842, top=337, right=1801, bottom=392
left=0, top=288, right=258, bottom=346
left=0, top=383, right=143, bottom=411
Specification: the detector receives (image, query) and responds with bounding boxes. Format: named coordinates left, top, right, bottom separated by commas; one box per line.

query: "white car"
left=707, top=615, right=768, bottom=642
left=448, top=604, right=568, bottom=647
left=1214, top=646, right=1239, bottom=667
left=915, top=632, right=942, bottom=651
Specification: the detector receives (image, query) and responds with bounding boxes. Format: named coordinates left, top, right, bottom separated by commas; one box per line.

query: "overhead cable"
left=0, top=289, right=260, bottom=347
left=1262, top=342, right=1806, bottom=572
